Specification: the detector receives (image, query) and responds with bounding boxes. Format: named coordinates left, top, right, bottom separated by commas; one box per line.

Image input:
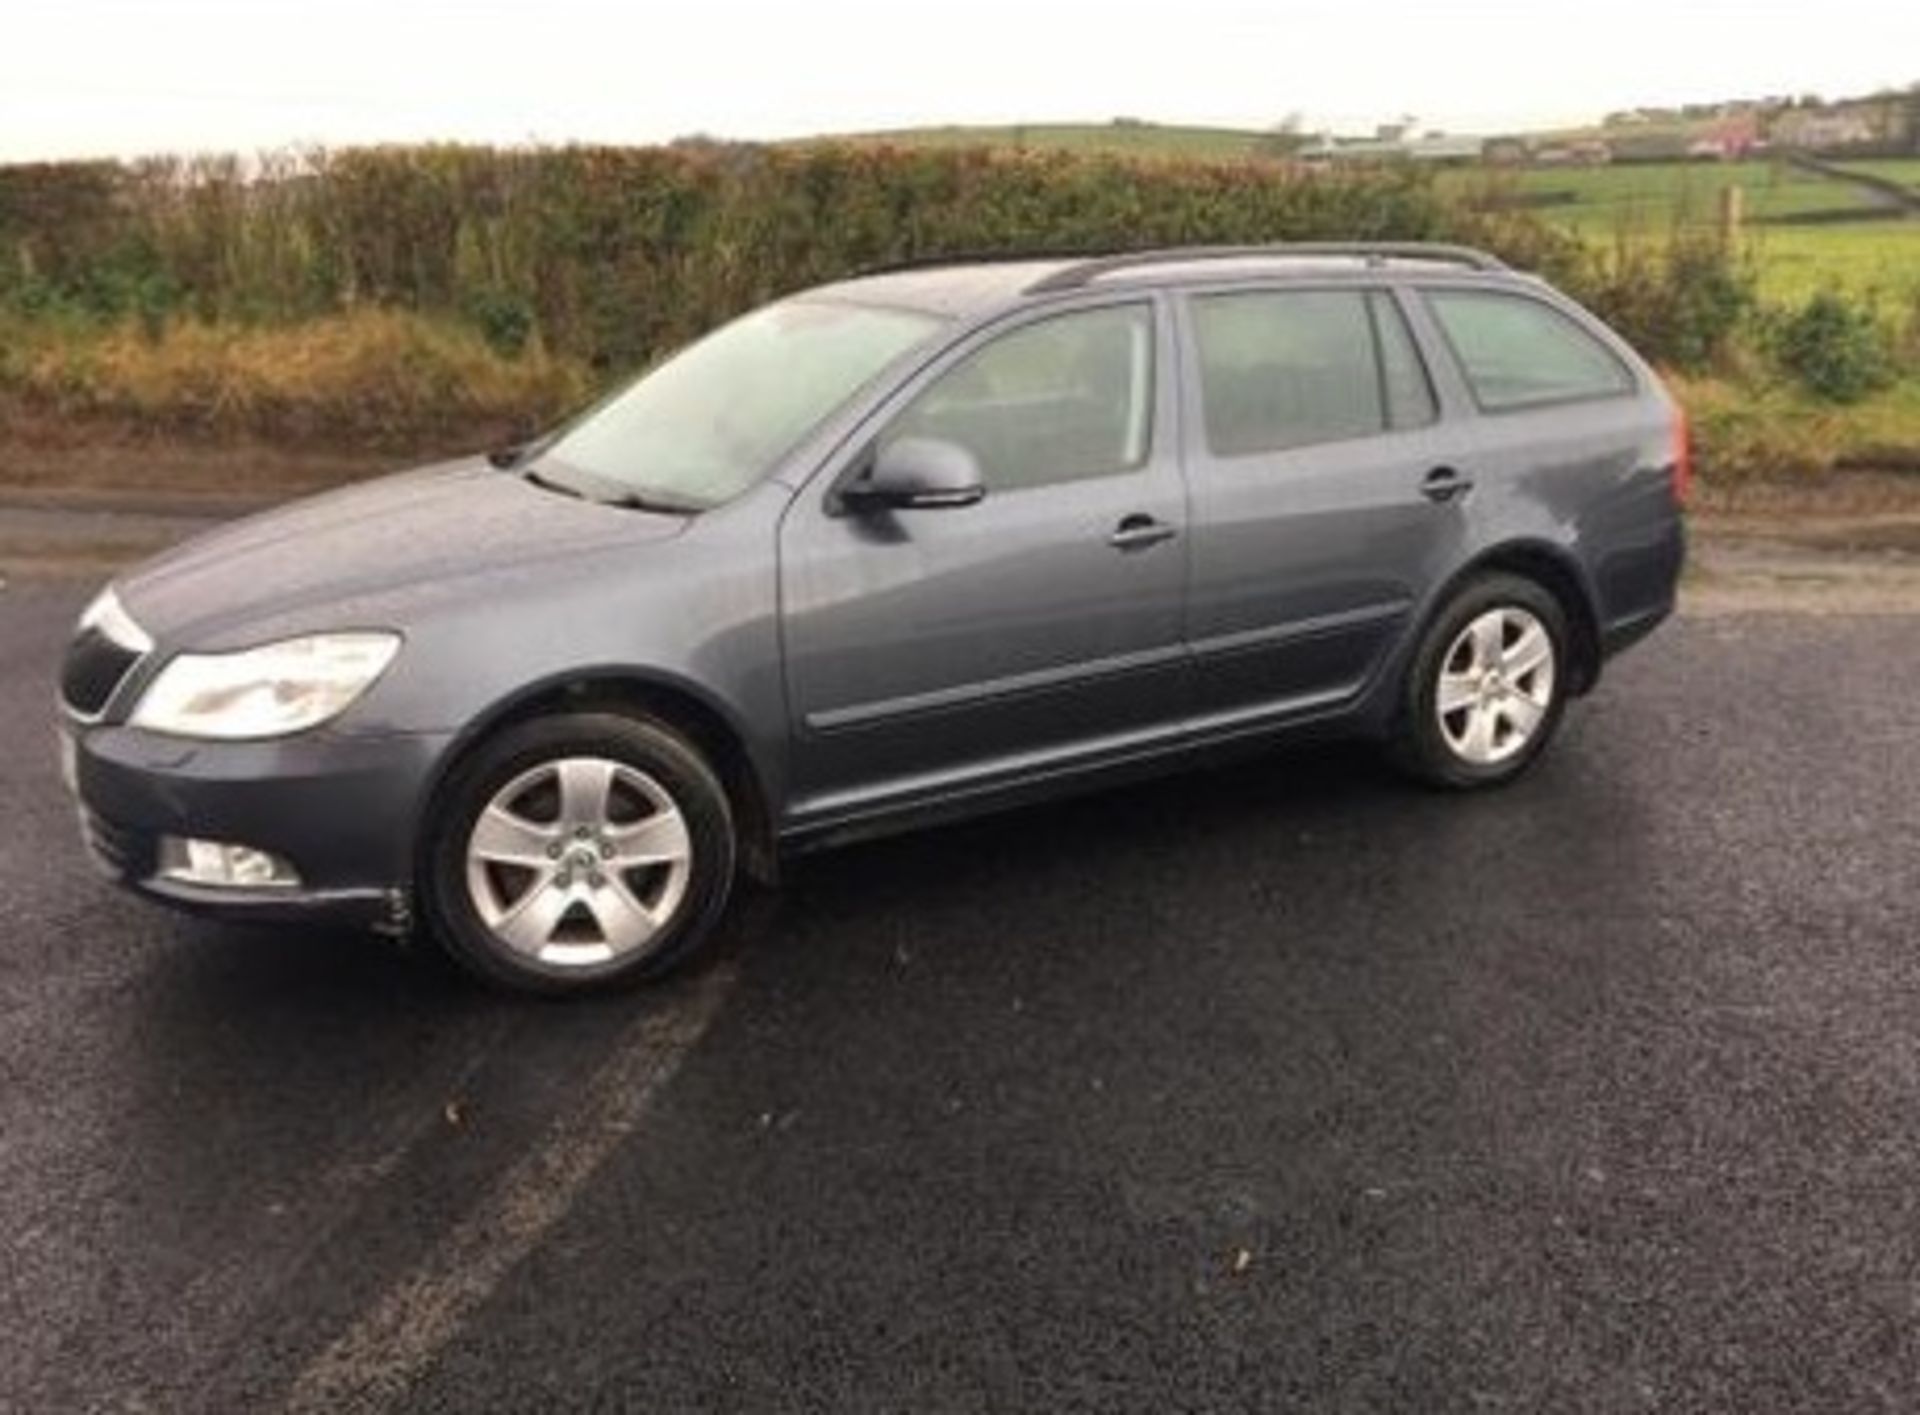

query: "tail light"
left=1669, top=406, right=1692, bottom=509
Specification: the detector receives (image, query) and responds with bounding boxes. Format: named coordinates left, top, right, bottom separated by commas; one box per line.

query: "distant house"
left=1772, top=108, right=1876, bottom=150
left=1608, top=131, right=1694, bottom=163
left=1534, top=139, right=1613, bottom=166
left=1686, top=113, right=1763, bottom=160
left=1298, top=131, right=1486, bottom=165
left=1400, top=134, right=1487, bottom=163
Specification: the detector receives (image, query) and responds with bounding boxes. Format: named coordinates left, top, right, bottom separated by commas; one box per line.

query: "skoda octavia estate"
left=58, top=243, right=1685, bottom=994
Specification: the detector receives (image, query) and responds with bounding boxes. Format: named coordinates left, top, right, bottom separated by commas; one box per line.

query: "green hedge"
left=1, top=144, right=1594, bottom=372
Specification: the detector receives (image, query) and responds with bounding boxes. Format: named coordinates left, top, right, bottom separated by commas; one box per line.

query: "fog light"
left=157, top=836, right=301, bottom=889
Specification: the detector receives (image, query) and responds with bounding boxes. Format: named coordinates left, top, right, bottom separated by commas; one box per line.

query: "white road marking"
left=281, top=962, right=738, bottom=1412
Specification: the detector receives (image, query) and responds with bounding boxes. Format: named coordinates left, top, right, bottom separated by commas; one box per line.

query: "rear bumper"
left=64, top=721, right=453, bottom=930
left=1600, top=599, right=1674, bottom=660
left=1594, top=513, right=1685, bottom=671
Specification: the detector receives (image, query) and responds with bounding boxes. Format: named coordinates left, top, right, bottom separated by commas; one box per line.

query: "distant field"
left=1437, top=159, right=1920, bottom=302
left=826, top=121, right=1278, bottom=162
left=1837, top=158, right=1920, bottom=192
left=1736, top=223, right=1920, bottom=303
left=1436, top=159, right=1883, bottom=230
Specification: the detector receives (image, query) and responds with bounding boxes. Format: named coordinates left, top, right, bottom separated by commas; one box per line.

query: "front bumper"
left=64, top=720, right=455, bottom=931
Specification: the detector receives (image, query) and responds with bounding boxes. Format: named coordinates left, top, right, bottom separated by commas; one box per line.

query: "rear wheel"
left=423, top=712, right=737, bottom=995
left=1393, top=573, right=1570, bottom=789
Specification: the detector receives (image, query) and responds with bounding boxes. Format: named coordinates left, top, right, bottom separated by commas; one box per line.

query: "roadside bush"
left=1766, top=290, right=1898, bottom=403
left=1675, top=375, right=1831, bottom=480
left=462, top=287, right=536, bottom=357
left=1579, top=234, right=1754, bottom=372
left=1670, top=370, right=1920, bottom=484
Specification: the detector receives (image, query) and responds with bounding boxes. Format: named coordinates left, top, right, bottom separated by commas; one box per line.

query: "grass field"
left=1436, top=159, right=1883, bottom=229
left=1837, top=158, right=1920, bottom=192
left=1736, top=223, right=1920, bottom=302
left=1432, top=159, right=1920, bottom=303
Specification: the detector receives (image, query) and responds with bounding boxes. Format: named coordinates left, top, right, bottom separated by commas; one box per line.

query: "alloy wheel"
left=463, top=756, right=694, bottom=968
left=1434, top=606, right=1556, bottom=766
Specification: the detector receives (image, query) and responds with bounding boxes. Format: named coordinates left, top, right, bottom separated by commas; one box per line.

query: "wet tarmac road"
left=5, top=574, right=1920, bottom=1411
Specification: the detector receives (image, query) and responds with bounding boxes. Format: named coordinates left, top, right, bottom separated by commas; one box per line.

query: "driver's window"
left=881, top=303, right=1154, bottom=493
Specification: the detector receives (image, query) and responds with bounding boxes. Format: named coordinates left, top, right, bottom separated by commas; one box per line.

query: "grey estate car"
left=58, top=243, right=1686, bottom=994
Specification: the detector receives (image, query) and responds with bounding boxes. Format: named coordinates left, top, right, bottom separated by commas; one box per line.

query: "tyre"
left=1392, top=572, right=1571, bottom=789
left=422, top=711, right=737, bottom=995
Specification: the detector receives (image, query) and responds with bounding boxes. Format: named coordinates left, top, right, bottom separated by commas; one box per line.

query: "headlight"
left=130, top=633, right=401, bottom=739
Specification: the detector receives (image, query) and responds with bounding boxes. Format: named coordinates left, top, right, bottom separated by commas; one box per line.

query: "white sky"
left=1, top=0, right=1914, bottom=162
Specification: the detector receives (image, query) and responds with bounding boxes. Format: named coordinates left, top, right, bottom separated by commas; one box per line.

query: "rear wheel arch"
left=1435, top=541, right=1602, bottom=695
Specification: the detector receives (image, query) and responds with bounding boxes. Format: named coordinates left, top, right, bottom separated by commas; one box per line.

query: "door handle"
left=1108, top=514, right=1178, bottom=551
left=1421, top=466, right=1474, bottom=503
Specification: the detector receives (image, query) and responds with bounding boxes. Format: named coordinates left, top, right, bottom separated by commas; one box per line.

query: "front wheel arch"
left=416, top=670, right=779, bottom=891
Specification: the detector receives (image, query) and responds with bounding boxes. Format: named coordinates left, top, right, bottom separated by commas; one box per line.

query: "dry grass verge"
left=1673, top=370, right=1920, bottom=484
left=0, top=309, right=590, bottom=451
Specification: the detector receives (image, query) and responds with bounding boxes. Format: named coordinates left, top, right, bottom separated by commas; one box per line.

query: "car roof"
left=805, top=260, right=1078, bottom=317
left=806, top=244, right=1522, bottom=319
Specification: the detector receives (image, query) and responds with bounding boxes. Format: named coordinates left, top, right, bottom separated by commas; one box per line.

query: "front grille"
left=61, top=626, right=143, bottom=719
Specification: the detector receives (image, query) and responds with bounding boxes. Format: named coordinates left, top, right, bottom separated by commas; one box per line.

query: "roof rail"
left=1023, top=241, right=1507, bottom=294
left=856, top=247, right=1112, bottom=278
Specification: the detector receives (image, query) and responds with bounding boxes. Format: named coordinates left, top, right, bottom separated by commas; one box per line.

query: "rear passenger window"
left=881, top=304, right=1154, bottom=492
left=1191, top=289, right=1435, bottom=456
left=1426, top=290, right=1633, bottom=409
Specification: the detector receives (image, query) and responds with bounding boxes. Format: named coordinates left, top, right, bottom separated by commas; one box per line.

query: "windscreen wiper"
left=608, top=490, right=701, bottom=516
left=522, top=459, right=696, bottom=514
left=522, top=467, right=585, bottom=499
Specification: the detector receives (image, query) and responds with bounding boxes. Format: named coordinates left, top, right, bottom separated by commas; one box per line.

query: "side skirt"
left=777, top=688, right=1371, bottom=856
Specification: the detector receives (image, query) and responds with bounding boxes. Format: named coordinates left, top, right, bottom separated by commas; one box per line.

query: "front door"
left=779, top=297, right=1189, bottom=823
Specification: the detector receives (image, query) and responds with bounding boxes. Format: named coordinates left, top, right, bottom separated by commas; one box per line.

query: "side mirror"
left=842, top=437, right=986, bottom=512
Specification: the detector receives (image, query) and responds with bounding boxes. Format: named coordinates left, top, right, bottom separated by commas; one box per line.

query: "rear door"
left=1414, top=284, right=1680, bottom=636
left=778, top=296, right=1190, bottom=821
left=1177, top=283, right=1465, bottom=726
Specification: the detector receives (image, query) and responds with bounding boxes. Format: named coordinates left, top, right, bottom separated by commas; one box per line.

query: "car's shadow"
left=768, top=739, right=1427, bottom=948
left=110, top=726, right=1642, bottom=1197
left=732, top=718, right=1655, bottom=1036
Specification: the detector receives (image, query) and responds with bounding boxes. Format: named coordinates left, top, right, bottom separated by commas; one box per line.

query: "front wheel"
left=423, top=712, right=737, bottom=995
left=1393, top=573, right=1571, bottom=789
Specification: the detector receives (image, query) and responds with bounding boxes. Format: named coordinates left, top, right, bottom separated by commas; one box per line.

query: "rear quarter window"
left=1425, top=289, right=1635, bottom=410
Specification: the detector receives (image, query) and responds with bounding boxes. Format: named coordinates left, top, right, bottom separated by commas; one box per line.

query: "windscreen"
left=533, top=298, right=946, bottom=509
